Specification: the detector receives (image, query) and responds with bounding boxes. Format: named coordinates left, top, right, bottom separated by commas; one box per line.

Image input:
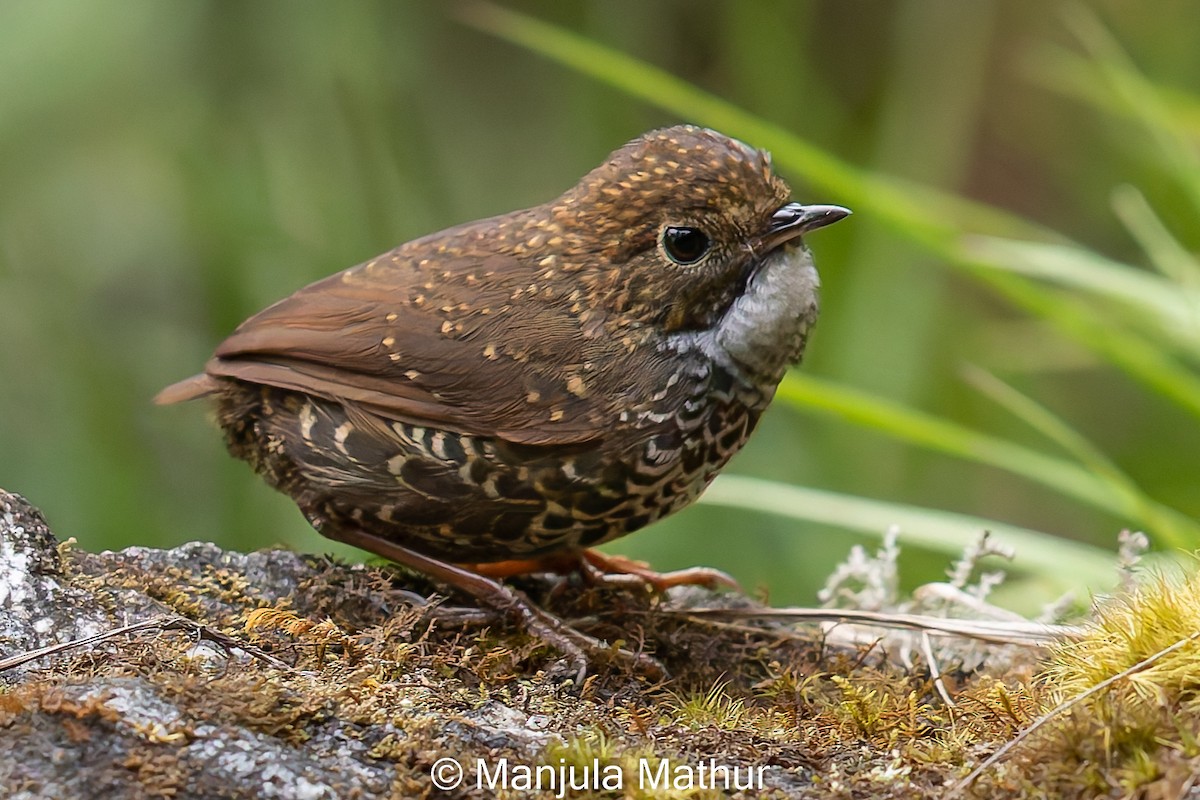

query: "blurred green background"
left=1, top=0, right=1197, bottom=606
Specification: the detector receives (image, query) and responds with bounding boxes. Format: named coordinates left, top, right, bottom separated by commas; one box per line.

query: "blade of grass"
left=700, top=475, right=1116, bottom=590
left=966, top=236, right=1199, bottom=356
left=962, top=365, right=1192, bottom=549
left=776, top=373, right=1200, bottom=544
left=1111, top=185, right=1200, bottom=311
left=1022, top=43, right=1200, bottom=140
left=961, top=246, right=1200, bottom=419
left=1063, top=3, right=1200, bottom=215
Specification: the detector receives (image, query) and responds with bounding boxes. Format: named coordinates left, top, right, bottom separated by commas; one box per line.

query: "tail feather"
left=154, top=374, right=219, bottom=405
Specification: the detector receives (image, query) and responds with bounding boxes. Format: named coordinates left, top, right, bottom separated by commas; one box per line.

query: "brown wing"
left=199, top=244, right=621, bottom=446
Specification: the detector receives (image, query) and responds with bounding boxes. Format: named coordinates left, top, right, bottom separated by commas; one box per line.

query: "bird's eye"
left=660, top=226, right=712, bottom=265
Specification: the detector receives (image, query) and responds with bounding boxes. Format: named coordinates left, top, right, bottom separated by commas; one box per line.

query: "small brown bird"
left=158, top=125, right=848, bottom=674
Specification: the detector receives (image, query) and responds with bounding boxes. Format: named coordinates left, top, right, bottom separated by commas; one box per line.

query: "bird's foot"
left=319, top=525, right=663, bottom=682
left=578, top=550, right=742, bottom=593
left=467, top=549, right=741, bottom=593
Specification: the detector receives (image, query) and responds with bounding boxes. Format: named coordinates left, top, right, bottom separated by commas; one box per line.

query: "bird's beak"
left=759, top=203, right=851, bottom=252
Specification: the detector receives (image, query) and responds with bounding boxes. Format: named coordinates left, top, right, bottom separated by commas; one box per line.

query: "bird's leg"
left=311, top=520, right=663, bottom=681
left=465, top=549, right=742, bottom=593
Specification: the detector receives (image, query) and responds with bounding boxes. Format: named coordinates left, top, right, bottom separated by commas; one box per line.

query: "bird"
left=157, top=125, right=849, bottom=676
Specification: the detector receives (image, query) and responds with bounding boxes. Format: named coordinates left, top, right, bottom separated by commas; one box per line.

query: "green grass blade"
left=1111, top=185, right=1200, bottom=300
left=1062, top=3, right=1200, bottom=215
left=965, top=235, right=1199, bottom=355
left=776, top=373, right=1200, bottom=544
left=961, top=366, right=1195, bottom=549
left=700, top=475, right=1116, bottom=590
left=778, top=374, right=1107, bottom=505
left=1022, top=43, right=1200, bottom=141
left=960, top=246, right=1200, bottom=419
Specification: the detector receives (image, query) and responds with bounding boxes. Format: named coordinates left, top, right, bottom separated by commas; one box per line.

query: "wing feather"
left=202, top=248, right=619, bottom=446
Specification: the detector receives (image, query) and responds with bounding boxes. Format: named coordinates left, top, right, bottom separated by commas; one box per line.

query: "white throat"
left=712, top=244, right=820, bottom=383
left=662, top=244, right=820, bottom=388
